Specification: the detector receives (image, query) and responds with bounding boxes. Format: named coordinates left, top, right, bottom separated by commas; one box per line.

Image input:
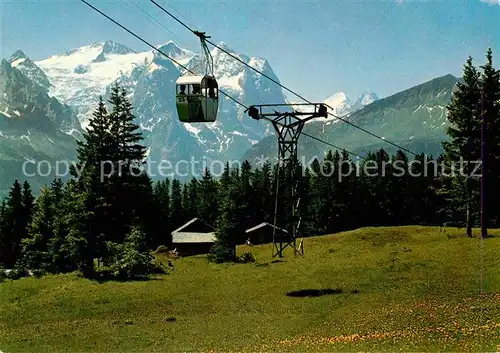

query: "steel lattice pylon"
left=247, top=103, right=327, bottom=258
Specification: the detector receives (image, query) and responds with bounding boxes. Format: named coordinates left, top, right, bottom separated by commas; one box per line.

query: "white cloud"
left=479, top=0, right=500, bottom=5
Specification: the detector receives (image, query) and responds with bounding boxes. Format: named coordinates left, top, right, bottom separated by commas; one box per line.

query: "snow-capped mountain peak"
left=26, top=38, right=378, bottom=178
left=288, top=90, right=378, bottom=125
left=353, top=90, right=378, bottom=109
left=35, top=42, right=153, bottom=128
left=100, top=40, right=136, bottom=55
left=9, top=50, right=27, bottom=65
left=214, top=41, right=232, bottom=52
left=323, top=92, right=350, bottom=109
left=8, top=50, right=51, bottom=91
left=156, top=40, right=193, bottom=60
left=320, top=92, right=352, bottom=122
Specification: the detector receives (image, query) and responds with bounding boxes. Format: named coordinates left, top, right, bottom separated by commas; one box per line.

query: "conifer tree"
left=21, top=181, right=34, bottom=230
left=251, top=161, right=273, bottom=225
left=220, top=162, right=231, bottom=190
left=0, top=200, right=6, bottom=266
left=237, top=160, right=253, bottom=234
left=326, top=150, right=342, bottom=232
left=333, top=150, right=355, bottom=231
left=170, top=179, right=184, bottom=230
left=0, top=180, right=25, bottom=267
left=21, top=186, right=54, bottom=271
left=479, top=48, right=500, bottom=228
left=183, top=178, right=199, bottom=222
left=65, top=177, right=102, bottom=275
left=198, top=168, right=218, bottom=225
left=48, top=178, right=73, bottom=272
left=306, top=157, right=328, bottom=235
left=388, top=150, right=411, bottom=225
left=153, top=179, right=171, bottom=246
left=297, top=166, right=312, bottom=235
left=66, top=97, right=111, bottom=275
left=441, top=57, right=482, bottom=236
left=209, top=182, right=244, bottom=263
left=181, top=182, right=189, bottom=219
left=107, top=85, right=151, bottom=243
left=410, top=154, right=441, bottom=225
left=65, top=84, right=153, bottom=276
left=106, top=221, right=163, bottom=279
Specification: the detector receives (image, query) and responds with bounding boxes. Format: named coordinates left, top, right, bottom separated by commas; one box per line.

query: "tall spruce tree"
left=66, top=85, right=154, bottom=276
left=306, top=157, right=329, bottom=235
left=209, top=182, right=244, bottom=263
left=0, top=180, right=26, bottom=267
left=441, top=57, right=482, bottom=236
left=0, top=200, right=6, bottom=267
left=333, top=150, right=355, bottom=231
left=237, top=160, right=253, bottom=234
left=21, top=186, right=55, bottom=271
left=183, top=178, right=199, bottom=222
left=198, top=168, right=218, bottom=226
left=107, top=85, right=151, bottom=243
left=65, top=97, right=111, bottom=275
left=48, top=178, right=73, bottom=272
left=21, top=181, right=34, bottom=231
left=479, top=49, right=500, bottom=228
left=251, top=161, right=273, bottom=225
left=388, top=150, right=411, bottom=225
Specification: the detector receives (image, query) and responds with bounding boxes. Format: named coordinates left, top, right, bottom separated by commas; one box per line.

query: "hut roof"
left=172, top=218, right=216, bottom=243
left=245, top=222, right=288, bottom=234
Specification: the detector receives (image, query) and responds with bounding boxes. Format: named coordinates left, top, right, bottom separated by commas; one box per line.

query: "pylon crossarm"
left=246, top=103, right=328, bottom=121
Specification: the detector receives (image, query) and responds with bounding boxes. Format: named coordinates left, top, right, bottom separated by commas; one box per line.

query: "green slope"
left=0, top=226, right=498, bottom=352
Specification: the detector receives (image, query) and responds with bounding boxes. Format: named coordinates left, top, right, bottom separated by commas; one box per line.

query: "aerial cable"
left=80, top=0, right=366, bottom=161
left=127, top=0, right=182, bottom=42
left=161, top=2, right=200, bottom=32
left=81, top=0, right=190, bottom=72
left=301, top=133, right=366, bottom=161
left=80, top=0, right=237, bottom=106
left=148, top=0, right=418, bottom=157
left=150, top=0, right=197, bottom=35
left=207, top=41, right=417, bottom=156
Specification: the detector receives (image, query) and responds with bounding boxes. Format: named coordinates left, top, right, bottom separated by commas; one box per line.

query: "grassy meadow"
left=0, top=226, right=499, bottom=352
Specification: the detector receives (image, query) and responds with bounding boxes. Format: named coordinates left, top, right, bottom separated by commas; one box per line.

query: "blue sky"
left=1, top=0, right=499, bottom=101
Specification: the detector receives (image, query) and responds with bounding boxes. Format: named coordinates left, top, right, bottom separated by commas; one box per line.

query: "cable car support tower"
left=247, top=103, right=327, bottom=258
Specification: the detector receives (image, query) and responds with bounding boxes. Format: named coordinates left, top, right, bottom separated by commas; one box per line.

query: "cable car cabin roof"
left=175, top=75, right=218, bottom=87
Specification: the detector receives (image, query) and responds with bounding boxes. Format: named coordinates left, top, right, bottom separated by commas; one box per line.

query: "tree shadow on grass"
left=253, top=259, right=286, bottom=267
left=82, top=271, right=163, bottom=283
left=286, top=288, right=357, bottom=297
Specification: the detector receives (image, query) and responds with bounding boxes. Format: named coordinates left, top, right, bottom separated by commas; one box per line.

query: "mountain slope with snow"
left=32, top=39, right=285, bottom=176
left=36, top=40, right=152, bottom=128
left=287, top=89, right=379, bottom=126
left=0, top=58, right=81, bottom=196
left=2, top=37, right=459, bottom=188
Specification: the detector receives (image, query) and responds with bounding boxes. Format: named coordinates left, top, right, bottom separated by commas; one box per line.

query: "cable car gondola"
left=175, top=31, right=219, bottom=123
left=175, top=75, right=218, bottom=123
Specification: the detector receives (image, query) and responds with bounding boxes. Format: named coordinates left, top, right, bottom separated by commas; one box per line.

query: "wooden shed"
left=171, top=218, right=216, bottom=255
left=245, top=222, right=288, bottom=245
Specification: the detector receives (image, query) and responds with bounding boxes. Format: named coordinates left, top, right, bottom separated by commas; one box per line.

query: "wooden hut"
left=171, top=218, right=216, bottom=255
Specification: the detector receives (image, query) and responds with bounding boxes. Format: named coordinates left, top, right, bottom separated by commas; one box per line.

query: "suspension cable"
left=148, top=0, right=417, bottom=157
left=80, top=0, right=367, bottom=162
